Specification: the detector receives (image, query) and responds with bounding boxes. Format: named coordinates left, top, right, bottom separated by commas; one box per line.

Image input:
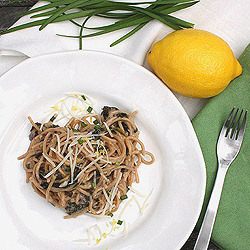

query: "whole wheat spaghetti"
left=18, top=106, right=154, bottom=218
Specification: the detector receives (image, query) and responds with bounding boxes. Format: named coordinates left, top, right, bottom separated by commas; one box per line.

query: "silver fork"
left=194, top=107, right=247, bottom=250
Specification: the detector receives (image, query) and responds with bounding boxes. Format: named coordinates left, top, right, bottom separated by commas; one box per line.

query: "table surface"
left=0, top=1, right=221, bottom=250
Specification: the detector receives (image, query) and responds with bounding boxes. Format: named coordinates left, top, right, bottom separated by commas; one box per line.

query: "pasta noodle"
left=18, top=106, right=154, bottom=218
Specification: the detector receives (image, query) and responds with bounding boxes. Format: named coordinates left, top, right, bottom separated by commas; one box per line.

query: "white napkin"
left=0, top=1, right=164, bottom=65
left=1, top=0, right=250, bottom=119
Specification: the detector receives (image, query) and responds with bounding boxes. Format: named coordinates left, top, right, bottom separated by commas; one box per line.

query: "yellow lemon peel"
left=148, top=29, right=242, bottom=98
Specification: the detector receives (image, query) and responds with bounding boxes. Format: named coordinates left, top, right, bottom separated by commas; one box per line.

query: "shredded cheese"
left=100, top=163, right=109, bottom=169
left=86, top=139, right=94, bottom=152
left=42, top=153, right=56, bottom=169
left=73, top=238, right=89, bottom=243
left=72, top=187, right=154, bottom=246
left=141, top=188, right=153, bottom=213
left=44, top=150, right=72, bottom=178
left=129, top=186, right=146, bottom=198
left=63, top=102, right=80, bottom=119
left=59, top=180, right=68, bottom=188
left=70, top=147, right=78, bottom=183
left=101, top=203, right=109, bottom=216
left=74, top=156, right=102, bottom=181
left=55, top=134, right=61, bottom=153
left=69, top=147, right=73, bottom=183
left=44, top=93, right=98, bottom=125
left=109, top=173, right=122, bottom=211
left=118, top=198, right=133, bottom=220
left=132, top=195, right=143, bottom=214
left=87, top=228, right=95, bottom=245
left=102, top=188, right=112, bottom=207
left=50, top=147, right=63, bottom=158
left=123, top=221, right=128, bottom=237
left=100, top=173, right=109, bottom=182
left=103, top=122, right=114, bottom=137
left=89, top=224, right=102, bottom=237
left=61, top=127, right=70, bottom=154
left=81, top=142, right=93, bottom=155
left=101, top=142, right=110, bottom=163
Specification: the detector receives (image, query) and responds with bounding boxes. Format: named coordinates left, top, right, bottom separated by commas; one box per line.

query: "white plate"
left=0, top=51, right=205, bottom=250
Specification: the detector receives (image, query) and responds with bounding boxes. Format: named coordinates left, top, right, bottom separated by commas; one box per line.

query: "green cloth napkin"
left=192, top=43, right=250, bottom=250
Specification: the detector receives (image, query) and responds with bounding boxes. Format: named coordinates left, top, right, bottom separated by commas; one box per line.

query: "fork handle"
left=194, top=165, right=228, bottom=250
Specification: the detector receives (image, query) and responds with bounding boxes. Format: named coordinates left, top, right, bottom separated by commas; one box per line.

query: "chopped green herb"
left=116, top=162, right=121, bottom=166
left=117, top=220, right=123, bottom=225
left=109, top=213, right=114, bottom=217
left=120, top=195, right=128, bottom=200
left=78, top=139, right=84, bottom=144
left=93, top=120, right=99, bottom=125
left=81, top=95, right=86, bottom=101
left=87, top=106, right=93, bottom=113
left=91, top=182, right=96, bottom=188
left=94, top=125, right=102, bottom=130
left=81, top=122, right=87, bottom=127
left=72, top=128, right=79, bottom=132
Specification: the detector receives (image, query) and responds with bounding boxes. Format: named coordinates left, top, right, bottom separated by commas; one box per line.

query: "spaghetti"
left=18, top=106, right=154, bottom=218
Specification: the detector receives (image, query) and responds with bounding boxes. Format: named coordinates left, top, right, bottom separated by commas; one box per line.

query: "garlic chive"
left=81, top=122, right=87, bottom=127
left=117, top=220, right=123, bottom=225
left=94, top=125, right=102, bottom=130
left=87, top=106, right=93, bottom=113
left=78, top=139, right=84, bottom=144
left=120, top=194, right=128, bottom=200
left=1, top=0, right=198, bottom=48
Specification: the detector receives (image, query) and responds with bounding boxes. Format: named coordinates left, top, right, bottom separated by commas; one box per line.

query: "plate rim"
left=0, top=49, right=206, bottom=250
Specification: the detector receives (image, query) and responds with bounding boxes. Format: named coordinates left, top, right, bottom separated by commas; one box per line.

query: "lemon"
left=147, top=29, right=242, bottom=98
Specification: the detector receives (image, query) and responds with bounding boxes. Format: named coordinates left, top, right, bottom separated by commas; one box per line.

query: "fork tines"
left=224, top=107, right=247, bottom=140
